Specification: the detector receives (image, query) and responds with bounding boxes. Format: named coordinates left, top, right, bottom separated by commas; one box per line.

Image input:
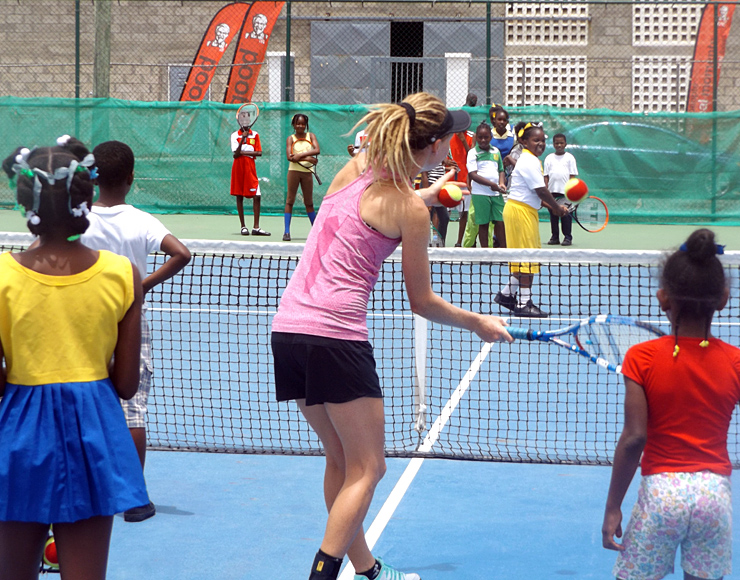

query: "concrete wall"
left=0, top=0, right=738, bottom=111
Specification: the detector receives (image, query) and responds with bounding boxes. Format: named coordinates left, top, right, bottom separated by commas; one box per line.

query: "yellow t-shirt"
left=288, top=135, right=315, bottom=173
left=0, top=250, right=135, bottom=386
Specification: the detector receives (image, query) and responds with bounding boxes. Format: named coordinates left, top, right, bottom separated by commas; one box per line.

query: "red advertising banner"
left=179, top=2, right=251, bottom=102
left=224, top=2, right=285, bottom=104
left=687, top=1, right=736, bottom=112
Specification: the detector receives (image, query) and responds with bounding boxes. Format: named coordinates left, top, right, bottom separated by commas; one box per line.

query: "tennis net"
left=2, top=234, right=740, bottom=466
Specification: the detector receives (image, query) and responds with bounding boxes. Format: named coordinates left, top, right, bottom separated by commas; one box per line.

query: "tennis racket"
left=292, top=136, right=322, bottom=185
left=507, top=314, right=664, bottom=374
left=236, top=102, right=260, bottom=131
left=235, top=103, right=260, bottom=162
left=557, top=196, right=609, bottom=233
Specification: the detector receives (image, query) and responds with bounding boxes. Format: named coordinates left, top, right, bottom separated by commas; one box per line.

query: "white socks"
left=502, top=276, right=519, bottom=297
left=518, top=287, right=532, bottom=308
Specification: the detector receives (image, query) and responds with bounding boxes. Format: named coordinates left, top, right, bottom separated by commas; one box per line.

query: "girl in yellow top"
left=284, top=113, right=320, bottom=241
left=0, top=144, right=146, bottom=579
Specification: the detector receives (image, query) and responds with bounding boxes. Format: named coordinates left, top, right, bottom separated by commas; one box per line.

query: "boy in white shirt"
left=82, top=140, right=191, bottom=522
left=543, top=133, right=578, bottom=246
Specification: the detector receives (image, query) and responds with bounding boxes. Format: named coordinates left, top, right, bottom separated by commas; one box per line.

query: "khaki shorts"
left=120, top=313, right=153, bottom=429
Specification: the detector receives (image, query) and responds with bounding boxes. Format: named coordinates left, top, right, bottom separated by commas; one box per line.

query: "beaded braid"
left=14, top=147, right=95, bottom=238
left=673, top=313, right=682, bottom=358
left=2, top=146, right=23, bottom=180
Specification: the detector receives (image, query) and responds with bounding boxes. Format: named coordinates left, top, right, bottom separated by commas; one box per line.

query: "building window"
left=506, top=2, right=589, bottom=46
left=632, top=56, right=692, bottom=112
left=506, top=56, right=587, bottom=107
left=633, top=2, right=702, bottom=46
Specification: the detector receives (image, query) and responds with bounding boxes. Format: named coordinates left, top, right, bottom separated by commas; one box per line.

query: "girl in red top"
left=603, top=228, right=740, bottom=580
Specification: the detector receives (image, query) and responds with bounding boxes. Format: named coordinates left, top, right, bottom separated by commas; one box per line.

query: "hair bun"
left=683, top=228, right=717, bottom=261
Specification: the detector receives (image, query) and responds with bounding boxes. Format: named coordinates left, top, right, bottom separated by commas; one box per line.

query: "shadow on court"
left=105, top=450, right=740, bottom=579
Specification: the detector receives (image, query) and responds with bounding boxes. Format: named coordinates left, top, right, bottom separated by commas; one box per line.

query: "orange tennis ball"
left=43, top=537, right=59, bottom=568
left=438, top=184, right=463, bottom=208
left=564, top=178, right=588, bottom=204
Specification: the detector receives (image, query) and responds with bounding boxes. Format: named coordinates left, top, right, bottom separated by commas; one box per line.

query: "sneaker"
left=252, top=227, right=271, bottom=236
left=513, top=300, right=548, bottom=318
left=547, top=236, right=560, bottom=245
left=494, top=291, right=517, bottom=311
left=240, top=226, right=249, bottom=236
left=124, top=501, right=156, bottom=523
left=282, top=233, right=291, bottom=242
left=561, top=237, right=573, bottom=246
left=354, top=558, right=421, bottom=580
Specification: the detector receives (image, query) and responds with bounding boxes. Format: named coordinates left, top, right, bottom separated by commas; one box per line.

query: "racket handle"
left=507, top=327, right=532, bottom=340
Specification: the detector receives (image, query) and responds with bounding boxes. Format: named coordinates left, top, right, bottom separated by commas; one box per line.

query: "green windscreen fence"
left=1, top=96, right=739, bottom=224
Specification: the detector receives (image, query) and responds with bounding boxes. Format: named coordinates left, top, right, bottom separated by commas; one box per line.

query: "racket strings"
left=237, top=104, right=260, bottom=129
left=575, top=198, right=608, bottom=231
left=577, top=323, right=660, bottom=367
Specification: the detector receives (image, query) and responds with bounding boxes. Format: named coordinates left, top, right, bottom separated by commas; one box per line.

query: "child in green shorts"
left=466, top=122, right=507, bottom=248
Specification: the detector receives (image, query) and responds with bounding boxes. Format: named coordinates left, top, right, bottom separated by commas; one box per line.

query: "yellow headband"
left=518, top=122, right=543, bottom=138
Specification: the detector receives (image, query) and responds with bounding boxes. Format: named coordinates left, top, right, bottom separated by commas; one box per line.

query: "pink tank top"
left=272, top=170, right=401, bottom=341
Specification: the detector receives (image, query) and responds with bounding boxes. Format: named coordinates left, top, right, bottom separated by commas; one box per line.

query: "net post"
left=413, top=314, right=428, bottom=434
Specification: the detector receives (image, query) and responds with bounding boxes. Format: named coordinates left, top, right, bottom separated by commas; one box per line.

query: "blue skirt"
left=0, top=379, right=149, bottom=523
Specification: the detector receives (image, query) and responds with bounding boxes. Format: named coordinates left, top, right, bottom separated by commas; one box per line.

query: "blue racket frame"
left=507, top=314, right=665, bottom=374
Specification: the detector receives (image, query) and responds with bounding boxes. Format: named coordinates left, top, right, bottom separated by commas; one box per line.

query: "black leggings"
left=548, top=193, right=573, bottom=238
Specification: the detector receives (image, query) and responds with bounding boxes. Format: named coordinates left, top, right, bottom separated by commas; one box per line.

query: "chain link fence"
left=1, top=0, right=739, bottom=112
left=1, top=1, right=739, bottom=220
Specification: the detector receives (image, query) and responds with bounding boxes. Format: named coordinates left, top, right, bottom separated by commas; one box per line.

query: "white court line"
left=338, top=342, right=493, bottom=579
left=148, top=306, right=413, bottom=319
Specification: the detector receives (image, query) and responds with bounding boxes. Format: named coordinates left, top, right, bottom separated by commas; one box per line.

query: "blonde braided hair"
left=352, top=92, right=448, bottom=190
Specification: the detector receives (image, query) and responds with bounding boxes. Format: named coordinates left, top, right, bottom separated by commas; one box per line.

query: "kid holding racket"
left=0, top=144, right=147, bottom=578
left=603, top=228, right=740, bottom=580
left=494, top=121, right=567, bottom=318
left=543, top=133, right=578, bottom=246
left=271, top=93, right=512, bottom=580
left=284, top=113, right=320, bottom=241
left=231, top=108, right=270, bottom=236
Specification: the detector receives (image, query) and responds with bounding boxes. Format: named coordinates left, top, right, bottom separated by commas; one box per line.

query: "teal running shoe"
left=354, top=557, right=421, bottom=580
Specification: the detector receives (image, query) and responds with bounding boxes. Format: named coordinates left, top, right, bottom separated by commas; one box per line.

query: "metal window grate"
left=506, top=56, right=587, bottom=108
left=632, top=56, right=692, bottom=113
left=506, top=2, right=589, bottom=46
left=633, top=2, right=702, bottom=46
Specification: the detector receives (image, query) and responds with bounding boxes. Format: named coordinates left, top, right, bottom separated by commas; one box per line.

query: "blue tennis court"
left=8, top=235, right=736, bottom=579
left=104, top=451, right=740, bottom=579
